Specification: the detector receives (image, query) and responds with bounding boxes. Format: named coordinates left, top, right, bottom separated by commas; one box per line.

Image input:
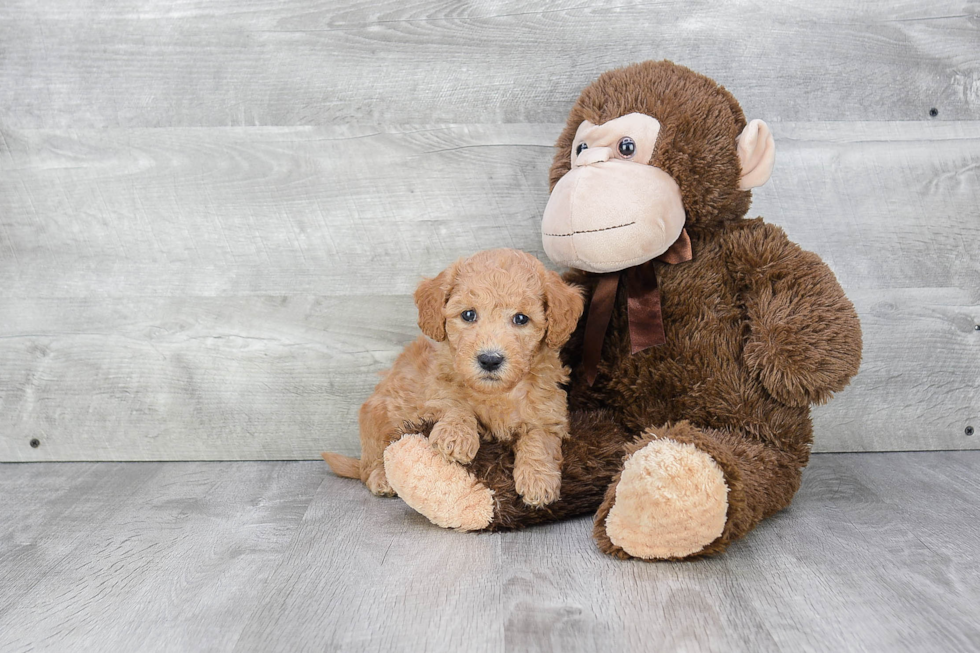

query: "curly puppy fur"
left=323, top=248, right=584, bottom=507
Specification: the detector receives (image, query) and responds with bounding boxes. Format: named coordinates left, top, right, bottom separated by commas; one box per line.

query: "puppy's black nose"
left=477, top=352, right=505, bottom=372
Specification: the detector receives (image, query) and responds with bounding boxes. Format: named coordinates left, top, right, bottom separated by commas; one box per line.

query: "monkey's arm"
left=728, top=221, right=863, bottom=407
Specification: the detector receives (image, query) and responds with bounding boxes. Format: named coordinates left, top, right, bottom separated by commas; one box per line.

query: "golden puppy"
left=323, top=248, right=584, bottom=507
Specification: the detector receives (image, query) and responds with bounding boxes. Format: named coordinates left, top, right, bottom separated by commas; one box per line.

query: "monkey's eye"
left=618, top=137, right=636, bottom=158
left=461, top=310, right=477, bottom=322
left=512, top=313, right=529, bottom=326
left=575, top=142, right=589, bottom=156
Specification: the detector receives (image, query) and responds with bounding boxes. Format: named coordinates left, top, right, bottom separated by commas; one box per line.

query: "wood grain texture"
left=0, top=454, right=977, bottom=652
left=1, top=0, right=979, bottom=129
left=0, top=461, right=324, bottom=652
left=0, top=124, right=552, bottom=298
left=1, top=121, right=978, bottom=460
left=0, top=295, right=417, bottom=460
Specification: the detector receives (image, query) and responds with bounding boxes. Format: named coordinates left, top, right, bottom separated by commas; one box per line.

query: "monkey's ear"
left=414, top=262, right=459, bottom=342
left=542, top=270, right=585, bottom=350
left=736, top=119, right=775, bottom=190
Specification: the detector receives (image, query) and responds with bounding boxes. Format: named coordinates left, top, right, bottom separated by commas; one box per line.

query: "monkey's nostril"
left=477, top=352, right=505, bottom=372
left=576, top=146, right=612, bottom=167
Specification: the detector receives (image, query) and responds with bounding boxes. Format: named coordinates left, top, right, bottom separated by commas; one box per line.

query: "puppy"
left=323, top=248, right=584, bottom=507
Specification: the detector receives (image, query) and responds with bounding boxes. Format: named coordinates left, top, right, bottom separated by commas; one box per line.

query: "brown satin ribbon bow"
left=581, top=228, right=693, bottom=386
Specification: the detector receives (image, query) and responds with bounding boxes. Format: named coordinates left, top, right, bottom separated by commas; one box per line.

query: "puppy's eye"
left=512, top=313, right=529, bottom=326
left=461, top=309, right=477, bottom=322
left=575, top=142, right=589, bottom=156
left=618, top=137, right=636, bottom=158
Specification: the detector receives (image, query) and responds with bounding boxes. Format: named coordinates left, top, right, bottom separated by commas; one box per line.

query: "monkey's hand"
left=730, top=222, right=863, bottom=407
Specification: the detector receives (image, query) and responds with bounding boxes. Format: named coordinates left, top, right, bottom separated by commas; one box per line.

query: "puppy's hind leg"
left=358, top=395, right=399, bottom=496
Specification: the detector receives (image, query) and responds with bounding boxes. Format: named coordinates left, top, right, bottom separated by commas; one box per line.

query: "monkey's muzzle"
left=541, top=159, right=686, bottom=274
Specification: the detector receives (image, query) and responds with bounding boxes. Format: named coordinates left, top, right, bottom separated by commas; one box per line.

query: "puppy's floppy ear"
left=541, top=270, right=585, bottom=349
left=414, top=261, right=460, bottom=342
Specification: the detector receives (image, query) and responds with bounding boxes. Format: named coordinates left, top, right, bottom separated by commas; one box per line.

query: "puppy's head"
left=415, top=249, right=584, bottom=393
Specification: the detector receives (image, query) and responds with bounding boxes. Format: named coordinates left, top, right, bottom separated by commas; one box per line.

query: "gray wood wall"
left=1, top=0, right=977, bottom=461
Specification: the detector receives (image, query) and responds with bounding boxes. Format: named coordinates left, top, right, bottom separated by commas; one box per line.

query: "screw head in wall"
left=29, top=438, right=40, bottom=448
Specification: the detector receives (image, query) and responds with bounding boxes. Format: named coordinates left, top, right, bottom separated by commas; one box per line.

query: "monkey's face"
left=541, top=61, right=776, bottom=275
left=541, top=113, right=686, bottom=273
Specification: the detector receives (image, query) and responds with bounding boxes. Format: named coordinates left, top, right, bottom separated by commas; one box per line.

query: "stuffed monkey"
left=382, top=60, right=862, bottom=560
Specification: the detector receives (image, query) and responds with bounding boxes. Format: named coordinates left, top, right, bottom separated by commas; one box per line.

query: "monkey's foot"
left=595, top=438, right=728, bottom=560
left=384, top=434, right=494, bottom=531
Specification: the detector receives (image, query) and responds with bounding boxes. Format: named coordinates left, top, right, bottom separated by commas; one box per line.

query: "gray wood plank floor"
left=1, top=452, right=977, bottom=652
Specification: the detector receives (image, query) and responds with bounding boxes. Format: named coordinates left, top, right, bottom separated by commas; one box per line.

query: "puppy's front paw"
left=514, top=465, right=561, bottom=508
left=430, top=421, right=480, bottom=464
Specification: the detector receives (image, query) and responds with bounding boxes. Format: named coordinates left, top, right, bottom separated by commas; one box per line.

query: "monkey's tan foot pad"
left=604, top=438, right=728, bottom=559
left=383, top=434, right=494, bottom=531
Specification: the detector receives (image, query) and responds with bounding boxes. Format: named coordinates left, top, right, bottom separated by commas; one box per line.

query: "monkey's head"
left=542, top=60, right=775, bottom=273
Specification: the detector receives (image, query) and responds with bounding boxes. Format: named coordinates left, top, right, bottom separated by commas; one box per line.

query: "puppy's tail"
left=321, top=452, right=361, bottom=479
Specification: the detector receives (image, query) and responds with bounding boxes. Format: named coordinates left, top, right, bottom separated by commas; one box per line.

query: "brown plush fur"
left=390, top=60, right=863, bottom=558
left=325, top=248, right=584, bottom=507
